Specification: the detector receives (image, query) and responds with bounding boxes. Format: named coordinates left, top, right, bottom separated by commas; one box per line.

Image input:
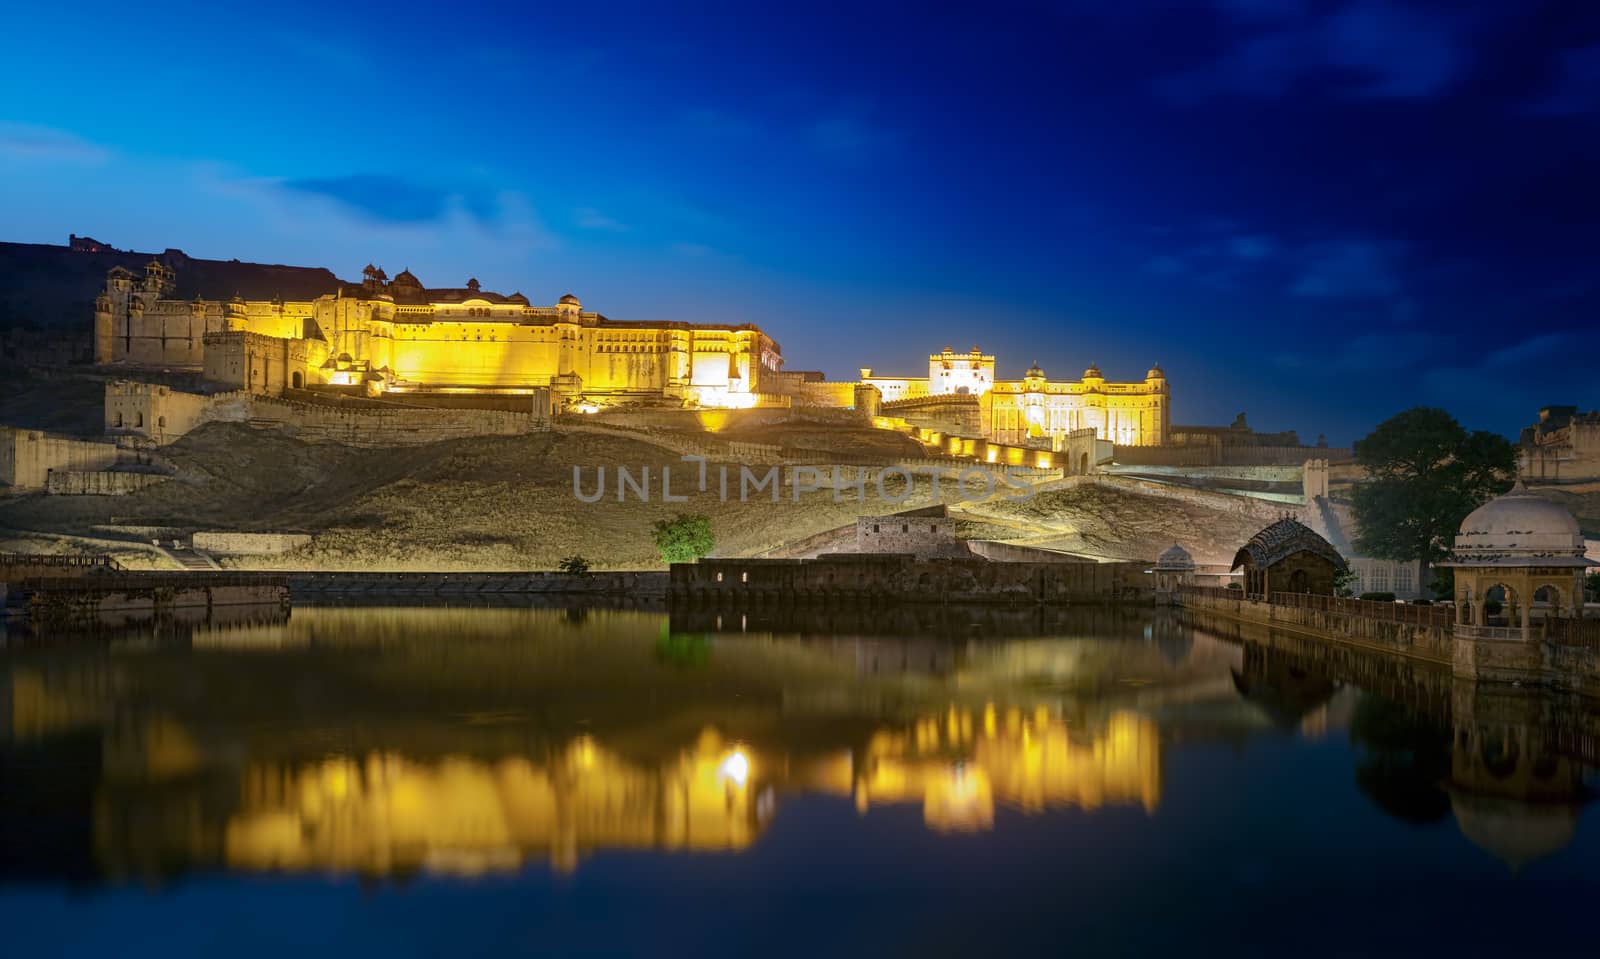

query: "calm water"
left=2, top=605, right=1598, bottom=957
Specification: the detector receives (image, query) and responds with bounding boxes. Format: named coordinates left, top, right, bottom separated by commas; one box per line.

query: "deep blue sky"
left=2, top=0, right=1597, bottom=443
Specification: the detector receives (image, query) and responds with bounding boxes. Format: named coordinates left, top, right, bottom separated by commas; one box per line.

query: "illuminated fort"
left=92, top=260, right=1168, bottom=446
left=95, top=261, right=780, bottom=410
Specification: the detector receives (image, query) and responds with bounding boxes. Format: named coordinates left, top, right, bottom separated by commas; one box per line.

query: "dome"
left=1025, top=360, right=1045, bottom=380
left=1156, top=543, right=1195, bottom=571
left=1449, top=480, right=1587, bottom=567
left=1082, top=362, right=1103, bottom=379
left=1147, top=363, right=1165, bottom=379
left=559, top=293, right=581, bottom=306
left=1450, top=791, right=1580, bottom=872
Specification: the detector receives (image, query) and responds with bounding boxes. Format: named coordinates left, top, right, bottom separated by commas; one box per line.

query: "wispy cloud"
left=575, top=207, right=629, bottom=231
left=1158, top=0, right=1467, bottom=103
left=280, top=174, right=506, bottom=225
left=1529, top=44, right=1600, bottom=115
left=807, top=101, right=899, bottom=161
left=0, top=123, right=109, bottom=164
left=1143, top=222, right=1282, bottom=289
left=1289, top=238, right=1404, bottom=298
left=1275, top=330, right=1443, bottom=373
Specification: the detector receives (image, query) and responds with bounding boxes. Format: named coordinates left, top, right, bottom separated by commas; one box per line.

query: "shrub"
left=1225, top=582, right=1242, bottom=591
left=1360, top=592, right=1397, bottom=603
left=652, top=513, right=714, bottom=565
left=1333, top=568, right=1359, bottom=598
left=557, top=555, right=591, bottom=576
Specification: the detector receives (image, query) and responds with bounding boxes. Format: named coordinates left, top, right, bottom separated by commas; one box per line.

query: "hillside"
left=0, top=422, right=952, bottom=570
left=953, top=483, right=1282, bottom=567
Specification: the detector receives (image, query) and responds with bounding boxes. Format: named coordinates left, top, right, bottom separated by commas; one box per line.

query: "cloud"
left=1143, top=223, right=1281, bottom=288
left=1229, top=234, right=1277, bottom=260
left=280, top=174, right=505, bottom=225
left=1482, top=332, right=1569, bottom=368
left=575, top=207, right=629, bottom=231
left=1529, top=44, right=1600, bottom=115
left=1158, top=0, right=1466, bottom=103
left=1421, top=333, right=1583, bottom=425
left=1290, top=239, right=1403, bottom=298
left=1274, top=330, right=1442, bottom=374
left=0, top=123, right=109, bottom=164
left=1324, top=2, right=1463, bottom=98
left=808, top=102, right=899, bottom=160
left=681, top=108, right=758, bottom=140
left=197, top=166, right=558, bottom=276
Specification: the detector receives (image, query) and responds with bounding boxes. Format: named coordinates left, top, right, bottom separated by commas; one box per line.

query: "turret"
left=93, top=292, right=114, bottom=364
left=141, top=259, right=174, bottom=298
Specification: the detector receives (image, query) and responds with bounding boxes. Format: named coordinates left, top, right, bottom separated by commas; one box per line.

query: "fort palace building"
left=96, top=261, right=779, bottom=410
left=93, top=259, right=1167, bottom=447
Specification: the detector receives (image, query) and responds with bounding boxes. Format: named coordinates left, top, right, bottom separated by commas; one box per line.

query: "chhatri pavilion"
left=1443, top=480, right=1595, bottom=638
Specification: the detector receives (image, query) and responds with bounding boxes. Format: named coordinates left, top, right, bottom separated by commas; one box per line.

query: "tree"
left=557, top=555, right=591, bottom=575
left=1350, top=407, right=1515, bottom=567
left=1586, top=571, right=1600, bottom=603
left=1333, top=567, right=1359, bottom=598
left=652, top=513, right=714, bottom=565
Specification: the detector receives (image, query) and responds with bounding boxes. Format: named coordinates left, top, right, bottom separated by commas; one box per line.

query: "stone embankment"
left=5, top=572, right=290, bottom=629
left=1180, top=586, right=1600, bottom=698
left=285, top=570, right=669, bottom=601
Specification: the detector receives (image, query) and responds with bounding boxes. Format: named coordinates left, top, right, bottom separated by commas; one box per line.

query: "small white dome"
left=1451, top=480, right=1586, bottom=567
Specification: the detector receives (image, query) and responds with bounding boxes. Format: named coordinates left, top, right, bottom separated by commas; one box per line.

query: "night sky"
left=2, top=0, right=1597, bottom=443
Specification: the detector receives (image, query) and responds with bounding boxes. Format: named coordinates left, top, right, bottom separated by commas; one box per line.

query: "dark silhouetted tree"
left=1351, top=407, right=1515, bottom=567
left=1349, top=693, right=1452, bottom=825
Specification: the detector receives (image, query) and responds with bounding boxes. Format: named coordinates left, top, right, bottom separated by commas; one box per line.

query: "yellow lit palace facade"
left=92, top=261, right=1168, bottom=445
left=859, top=347, right=1170, bottom=447
left=95, top=261, right=779, bottom=409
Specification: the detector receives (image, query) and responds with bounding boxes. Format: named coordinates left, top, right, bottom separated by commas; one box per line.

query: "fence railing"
left=20, top=573, right=288, bottom=591
left=1179, top=585, right=1451, bottom=627
left=1, top=553, right=125, bottom=572
left=1545, top=617, right=1600, bottom=648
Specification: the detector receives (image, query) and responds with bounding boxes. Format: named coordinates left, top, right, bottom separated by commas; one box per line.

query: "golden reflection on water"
left=211, top=707, right=1158, bottom=875
left=3, top=606, right=1591, bottom=882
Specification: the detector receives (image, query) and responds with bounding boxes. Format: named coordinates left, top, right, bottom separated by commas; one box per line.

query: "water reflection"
left=1, top=605, right=1595, bottom=887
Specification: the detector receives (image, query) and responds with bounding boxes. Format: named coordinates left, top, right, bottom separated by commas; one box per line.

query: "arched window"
left=134, top=412, right=143, bottom=428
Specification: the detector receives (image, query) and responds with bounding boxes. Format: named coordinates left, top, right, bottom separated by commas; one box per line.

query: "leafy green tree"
left=557, top=555, right=591, bottom=575
left=652, top=513, right=714, bottom=564
left=1333, top=567, right=1359, bottom=598
left=1586, top=571, right=1599, bottom=603
left=1350, top=407, right=1515, bottom=567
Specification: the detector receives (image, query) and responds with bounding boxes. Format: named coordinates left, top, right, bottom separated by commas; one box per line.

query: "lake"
left=2, top=605, right=1597, bottom=957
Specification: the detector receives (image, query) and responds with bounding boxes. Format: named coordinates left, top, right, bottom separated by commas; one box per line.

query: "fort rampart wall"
left=193, top=532, right=313, bottom=555
left=45, top=470, right=169, bottom=496
left=0, top=428, right=121, bottom=489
